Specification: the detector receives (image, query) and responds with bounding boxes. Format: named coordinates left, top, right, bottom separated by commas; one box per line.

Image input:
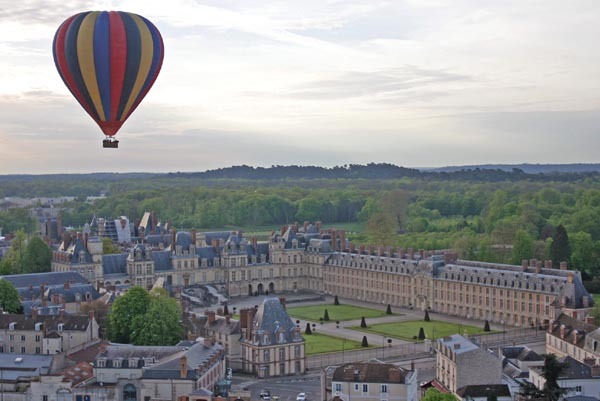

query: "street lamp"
left=501, top=320, right=505, bottom=342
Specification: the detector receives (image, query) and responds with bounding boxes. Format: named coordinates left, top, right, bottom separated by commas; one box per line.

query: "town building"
left=435, top=334, right=502, bottom=395
left=0, top=312, right=99, bottom=355
left=204, top=310, right=242, bottom=371
left=73, top=340, right=225, bottom=401
left=546, top=313, right=600, bottom=365
left=529, top=356, right=600, bottom=399
left=0, top=353, right=57, bottom=400
left=239, top=297, right=305, bottom=377
left=331, top=361, right=417, bottom=401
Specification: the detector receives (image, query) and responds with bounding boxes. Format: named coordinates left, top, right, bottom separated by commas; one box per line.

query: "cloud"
left=281, top=66, right=470, bottom=101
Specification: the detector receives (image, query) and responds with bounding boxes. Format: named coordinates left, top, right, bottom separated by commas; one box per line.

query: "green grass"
left=303, top=332, right=370, bottom=355
left=287, top=304, right=392, bottom=322
left=593, top=294, right=600, bottom=305
left=351, top=320, right=495, bottom=341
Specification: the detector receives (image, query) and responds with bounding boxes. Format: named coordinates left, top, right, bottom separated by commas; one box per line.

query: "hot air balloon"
left=53, top=11, right=164, bottom=148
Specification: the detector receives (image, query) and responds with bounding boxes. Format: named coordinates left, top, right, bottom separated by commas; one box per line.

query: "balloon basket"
left=102, top=138, right=119, bottom=148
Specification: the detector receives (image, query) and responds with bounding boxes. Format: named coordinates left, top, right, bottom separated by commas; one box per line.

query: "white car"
left=296, top=393, right=307, bottom=401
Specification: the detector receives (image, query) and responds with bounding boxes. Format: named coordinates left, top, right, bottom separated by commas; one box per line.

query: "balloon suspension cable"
left=102, top=136, right=119, bottom=149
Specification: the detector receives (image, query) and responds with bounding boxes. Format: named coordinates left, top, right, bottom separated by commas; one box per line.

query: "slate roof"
left=250, top=298, right=301, bottom=345
left=332, top=361, right=413, bottom=384
left=0, top=271, right=87, bottom=289
left=206, top=316, right=240, bottom=335
left=102, top=253, right=128, bottom=275
left=96, top=344, right=186, bottom=369
left=0, top=313, right=92, bottom=331
left=0, top=354, right=54, bottom=381
left=46, top=283, right=101, bottom=303
left=500, top=346, right=543, bottom=362
left=438, top=334, right=479, bottom=355
left=152, top=250, right=173, bottom=271
left=456, top=384, right=511, bottom=397
left=141, top=341, right=224, bottom=380
left=21, top=301, right=66, bottom=316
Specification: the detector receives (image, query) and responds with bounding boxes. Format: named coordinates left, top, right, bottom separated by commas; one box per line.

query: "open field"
left=351, top=319, right=496, bottom=341
left=303, top=332, right=370, bottom=355
left=287, top=304, right=392, bottom=322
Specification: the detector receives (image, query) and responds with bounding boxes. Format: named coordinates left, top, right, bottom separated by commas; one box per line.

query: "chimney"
left=281, top=225, right=287, bottom=235
left=191, top=228, right=197, bottom=245
left=350, top=242, right=355, bottom=253
left=88, top=310, right=95, bottom=322
left=560, top=324, right=566, bottom=339
left=52, top=293, right=59, bottom=304
left=331, top=230, right=337, bottom=251
left=84, top=232, right=89, bottom=249
left=560, top=262, right=568, bottom=270
left=279, top=297, right=286, bottom=309
left=59, top=308, right=65, bottom=320
left=419, top=249, right=425, bottom=258
left=535, top=261, right=542, bottom=274
left=545, top=260, right=553, bottom=269
left=529, top=259, right=536, bottom=269
left=592, top=365, right=600, bottom=378
left=568, top=272, right=574, bottom=283
left=586, top=316, right=596, bottom=325
left=378, top=247, right=384, bottom=257
left=217, top=307, right=223, bottom=316
left=42, top=297, right=48, bottom=307
left=32, top=307, right=38, bottom=319
left=316, top=221, right=322, bottom=231
left=180, top=355, right=188, bottom=379
left=583, top=296, right=591, bottom=308
left=64, top=281, right=70, bottom=290
left=454, top=343, right=461, bottom=349
left=151, top=211, right=156, bottom=234
left=397, top=248, right=404, bottom=258
left=171, top=229, right=176, bottom=250
left=408, top=248, right=414, bottom=260
left=359, top=245, right=365, bottom=255
left=240, top=309, right=248, bottom=329
left=303, top=221, right=309, bottom=232
left=208, top=311, right=216, bottom=325
left=212, top=239, right=219, bottom=251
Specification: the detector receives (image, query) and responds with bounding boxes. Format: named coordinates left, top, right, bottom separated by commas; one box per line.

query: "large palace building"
left=52, top=221, right=593, bottom=328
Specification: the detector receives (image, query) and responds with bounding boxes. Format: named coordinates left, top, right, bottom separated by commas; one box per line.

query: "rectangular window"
left=20, top=346, right=25, bottom=353
left=36, top=347, right=41, bottom=354
left=354, top=384, right=359, bottom=391
left=335, top=383, right=342, bottom=392
left=381, top=384, right=388, bottom=393
left=20, top=335, right=25, bottom=342
left=362, top=384, right=368, bottom=393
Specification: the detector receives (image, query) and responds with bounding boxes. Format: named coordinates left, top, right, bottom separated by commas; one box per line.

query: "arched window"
left=123, top=383, right=137, bottom=401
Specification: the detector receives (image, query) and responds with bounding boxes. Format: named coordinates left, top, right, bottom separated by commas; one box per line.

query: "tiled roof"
left=333, top=361, right=413, bottom=384
left=59, top=361, right=93, bottom=385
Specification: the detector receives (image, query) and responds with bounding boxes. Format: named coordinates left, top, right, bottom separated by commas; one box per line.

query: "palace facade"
left=52, top=221, right=593, bottom=327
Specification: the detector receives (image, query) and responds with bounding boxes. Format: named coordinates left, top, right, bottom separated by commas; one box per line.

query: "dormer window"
left=35, top=323, right=43, bottom=331
left=129, top=358, right=138, bottom=367
left=113, top=358, right=122, bottom=368
left=58, top=323, right=64, bottom=332
left=96, top=359, right=106, bottom=368
left=9, top=322, right=15, bottom=331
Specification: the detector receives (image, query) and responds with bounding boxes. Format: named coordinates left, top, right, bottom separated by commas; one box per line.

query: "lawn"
left=303, top=332, right=369, bottom=355
left=593, top=294, right=600, bottom=305
left=351, top=319, right=495, bottom=341
left=287, top=304, right=392, bottom=322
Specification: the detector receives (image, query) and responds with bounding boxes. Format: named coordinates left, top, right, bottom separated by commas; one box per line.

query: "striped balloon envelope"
left=53, top=11, right=164, bottom=148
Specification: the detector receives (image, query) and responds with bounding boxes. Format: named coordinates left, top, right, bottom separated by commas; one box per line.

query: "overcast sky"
left=1, top=0, right=599, bottom=174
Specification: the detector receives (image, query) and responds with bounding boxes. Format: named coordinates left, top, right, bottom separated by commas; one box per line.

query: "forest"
left=2, top=164, right=600, bottom=291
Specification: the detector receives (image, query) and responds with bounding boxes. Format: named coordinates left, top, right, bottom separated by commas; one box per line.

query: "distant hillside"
left=424, top=163, right=600, bottom=174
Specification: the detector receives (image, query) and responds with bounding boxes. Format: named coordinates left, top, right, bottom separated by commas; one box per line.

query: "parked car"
left=296, top=393, right=307, bottom=401
left=260, top=390, right=271, bottom=400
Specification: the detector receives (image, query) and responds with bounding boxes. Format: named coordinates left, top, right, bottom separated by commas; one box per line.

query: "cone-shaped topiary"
left=334, top=295, right=340, bottom=305
left=361, top=336, right=369, bottom=347
left=360, top=316, right=367, bottom=328
left=418, top=327, right=425, bottom=340
left=324, top=309, right=330, bottom=321
left=386, top=304, right=392, bottom=315
left=484, top=320, right=490, bottom=332
left=305, top=322, right=312, bottom=335
left=424, top=309, right=430, bottom=322
left=223, top=305, right=229, bottom=316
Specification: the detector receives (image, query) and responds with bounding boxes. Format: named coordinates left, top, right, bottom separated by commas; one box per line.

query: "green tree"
left=131, top=290, right=183, bottom=346
left=305, top=322, right=312, bottom=335
left=1, top=230, right=27, bottom=274
left=570, top=231, right=595, bottom=273
left=421, top=388, right=458, bottom=401
left=107, top=286, right=151, bottom=343
left=550, top=225, right=571, bottom=267
left=101, top=237, right=121, bottom=254
left=0, top=280, right=22, bottom=313
left=518, top=354, right=567, bottom=401
left=511, top=229, right=533, bottom=265
left=22, top=236, right=52, bottom=273
left=418, top=327, right=425, bottom=340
